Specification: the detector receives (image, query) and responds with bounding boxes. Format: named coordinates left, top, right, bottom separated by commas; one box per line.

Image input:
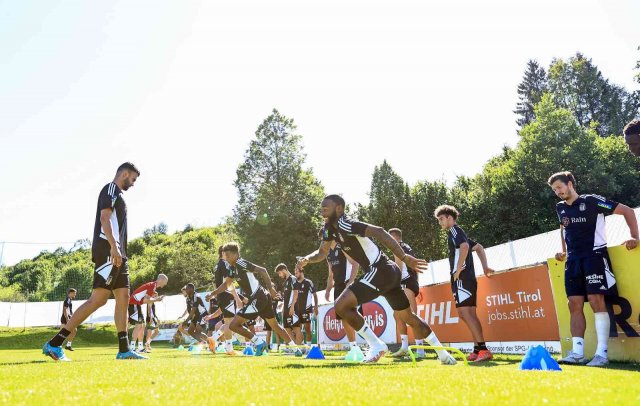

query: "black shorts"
left=300, top=312, right=312, bottom=324
left=237, top=288, right=276, bottom=321
left=92, top=250, right=130, bottom=291
left=565, top=252, right=618, bottom=298
left=450, top=268, right=477, bottom=308
left=284, top=310, right=301, bottom=328
left=218, top=291, right=237, bottom=318
left=190, top=313, right=204, bottom=327
left=348, top=260, right=410, bottom=311
left=401, top=273, right=420, bottom=297
left=128, top=304, right=144, bottom=324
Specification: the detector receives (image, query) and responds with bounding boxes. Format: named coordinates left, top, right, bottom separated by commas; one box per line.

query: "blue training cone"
left=306, top=346, right=325, bottom=360
left=520, top=345, right=562, bottom=371
left=243, top=346, right=255, bottom=356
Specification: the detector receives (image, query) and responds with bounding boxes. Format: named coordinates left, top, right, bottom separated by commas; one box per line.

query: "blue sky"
left=1, top=0, right=639, bottom=265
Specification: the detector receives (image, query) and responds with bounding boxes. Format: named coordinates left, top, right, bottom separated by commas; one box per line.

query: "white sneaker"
left=362, top=344, right=388, bottom=364
left=558, top=351, right=587, bottom=365
left=390, top=349, right=409, bottom=358
left=439, top=352, right=457, bottom=365
left=586, top=354, right=608, bottom=367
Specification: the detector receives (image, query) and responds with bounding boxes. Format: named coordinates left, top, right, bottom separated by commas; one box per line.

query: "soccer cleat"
left=144, top=344, right=152, bottom=353
left=586, top=355, right=609, bottom=367
left=390, top=349, right=409, bottom=358
left=440, top=352, right=457, bottom=365
left=255, top=341, right=267, bottom=356
left=42, top=342, right=71, bottom=362
left=362, top=345, right=388, bottom=364
left=558, top=351, right=587, bottom=365
left=466, top=352, right=478, bottom=361
left=207, top=337, right=217, bottom=352
left=294, top=348, right=304, bottom=357
left=65, top=345, right=75, bottom=352
left=116, top=350, right=148, bottom=360
left=225, top=350, right=238, bottom=356
left=474, top=350, right=493, bottom=362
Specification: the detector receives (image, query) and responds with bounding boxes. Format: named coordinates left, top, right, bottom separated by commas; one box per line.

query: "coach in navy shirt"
left=549, top=171, right=638, bottom=367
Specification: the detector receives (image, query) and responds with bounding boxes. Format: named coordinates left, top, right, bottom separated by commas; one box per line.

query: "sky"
left=1, top=0, right=639, bottom=266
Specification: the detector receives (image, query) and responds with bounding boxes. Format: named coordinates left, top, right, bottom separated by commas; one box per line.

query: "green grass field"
left=1, top=327, right=639, bottom=405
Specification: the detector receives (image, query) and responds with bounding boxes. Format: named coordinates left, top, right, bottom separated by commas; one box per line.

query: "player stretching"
left=184, top=283, right=210, bottom=346
left=60, top=288, right=77, bottom=351
left=144, top=295, right=161, bottom=352
left=435, top=206, right=495, bottom=362
left=222, top=243, right=299, bottom=356
left=276, top=264, right=303, bottom=344
left=325, top=242, right=359, bottom=349
left=297, top=195, right=456, bottom=364
left=128, top=274, right=167, bottom=352
left=43, top=162, right=144, bottom=361
left=294, top=267, right=318, bottom=346
left=549, top=171, right=638, bottom=366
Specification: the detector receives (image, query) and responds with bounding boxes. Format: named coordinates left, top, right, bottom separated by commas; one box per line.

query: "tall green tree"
left=515, top=60, right=548, bottom=127
left=233, top=109, right=326, bottom=287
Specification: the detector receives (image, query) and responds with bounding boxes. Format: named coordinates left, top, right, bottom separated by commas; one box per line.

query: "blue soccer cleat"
left=42, top=342, right=71, bottom=362
left=116, top=350, right=148, bottom=360
left=255, top=341, right=266, bottom=356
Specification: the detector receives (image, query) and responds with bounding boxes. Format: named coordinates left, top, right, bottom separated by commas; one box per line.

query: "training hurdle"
left=407, top=345, right=468, bottom=366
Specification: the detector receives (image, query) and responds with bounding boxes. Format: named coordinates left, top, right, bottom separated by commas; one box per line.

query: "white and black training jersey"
left=187, top=293, right=208, bottom=317
left=398, top=241, right=417, bottom=280
left=230, top=258, right=262, bottom=298
left=92, top=182, right=128, bottom=260
left=447, top=225, right=478, bottom=275
left=63, top=297, right=73, bottom=315
left=322, top=215, right=388, bottom=270
left=295, top=278, right=315, bottom=313
left=327, top=244, right=353, bottom=288
left=282, top=274, right=297, bottom=310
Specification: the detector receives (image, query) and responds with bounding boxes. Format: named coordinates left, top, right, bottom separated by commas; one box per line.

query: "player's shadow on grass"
left=0, top=360, right=48, bottom=366
left=274, top=362, right=380, bottom=369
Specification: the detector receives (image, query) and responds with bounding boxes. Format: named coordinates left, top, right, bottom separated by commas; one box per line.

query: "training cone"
left=345, top=346, right=365, bottom=362
left=177, top=345, right=184, bottom=351
left=188, top=345, right=194, bottom=352
left=306, top=346, right=325, bottom=360
left=520, top=345, right=561, bottom=371
left=243, top=346, right=255, bottom=356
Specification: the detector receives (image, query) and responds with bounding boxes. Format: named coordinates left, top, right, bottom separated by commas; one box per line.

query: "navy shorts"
left=348, top=260, right=410, bottom=311
left=450, top=268, right=477, bottom=308
left=565, top=252, right=618, bottom=298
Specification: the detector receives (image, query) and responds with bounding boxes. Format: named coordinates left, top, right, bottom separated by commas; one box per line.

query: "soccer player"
left=623, top=119, right=640, bottom=156
left=325, top=243, right=359, bottom=348
left=387, top=229, right=427, bottom=359
left=264, top=283, right=283, bottom=351
left=434, top=206, right=496, bottom=362
left=184, top=283, right=210, bottom=345
left=222, top=242, right=299, bottom=356
left=60, top=288, right=77, bottom=351
left=43, top=162, right=144, bottom=361
left=144, top=296, right=161, bottom=352
left=277, top=264, right=303, bottom=344
left=294, top=267, right=318, bottom=346
left=549, top=171, right=638, bottom=366
left=129, top=274, right=167, bottom=352
left=296, top=195, right=457, bottom=364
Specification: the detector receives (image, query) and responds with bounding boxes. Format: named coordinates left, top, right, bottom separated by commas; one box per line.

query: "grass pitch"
left=0, top=327, right=639, bottom=405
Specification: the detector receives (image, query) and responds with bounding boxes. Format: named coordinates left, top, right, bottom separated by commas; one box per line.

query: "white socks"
left=572, top=337, right=584, bottom=357
left=358, top=324, right=385, bottom=348
left=225, top=339, right=233, bottom=351
left=427, top=332, right=448, bottom=360
left=415, top=339, right=425, bottom=355
left=212, top=329, right=223, bottom=341
left=349, top=341, right=357, bottom=348
left=594, top=312, right=609, bottom=358
left=400, top=334, right=409, bottom=350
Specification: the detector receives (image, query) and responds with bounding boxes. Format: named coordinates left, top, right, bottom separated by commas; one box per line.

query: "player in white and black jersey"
left=222, top=242, right=300, bottom=356
left=294, top=268, right=318, bottom=346
left=276, top=264, right=303, bottom=344
left=325, top=243, right=359, bottom=348
left=296, top=195, right=457, bottom=364
left=60, top=288, right=77, bottom=351
left=43, top=162, right=144, bottom=361
left=184, top=283, right=210, bottom=346
left=435, top=206, right=496, bottom=362
left=208, top=246, right=243, bottom=353
left=549, top=171, right=638, bottom=367
left=388, top=229, right=427, bottom=359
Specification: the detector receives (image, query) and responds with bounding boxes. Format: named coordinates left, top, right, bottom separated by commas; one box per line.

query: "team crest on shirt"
left=579, top=203, right=586, bottom=212
left=562, top=217, right=570, bottom=227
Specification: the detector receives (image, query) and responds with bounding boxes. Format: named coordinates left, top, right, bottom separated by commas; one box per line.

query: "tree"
left=233, top=109, right=326, bottom=287
left=515, top=60, right=548, bottom=127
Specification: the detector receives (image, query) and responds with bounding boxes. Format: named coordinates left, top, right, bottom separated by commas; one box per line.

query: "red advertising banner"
left=414, top=264, right=560, bottom=342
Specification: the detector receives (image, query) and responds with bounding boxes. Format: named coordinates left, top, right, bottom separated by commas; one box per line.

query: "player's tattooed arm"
left=254, top=266, right=278, bottom=296
left=297, top=240, right=332, bottom=269
left=364, top=225, right=428, bottom=273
